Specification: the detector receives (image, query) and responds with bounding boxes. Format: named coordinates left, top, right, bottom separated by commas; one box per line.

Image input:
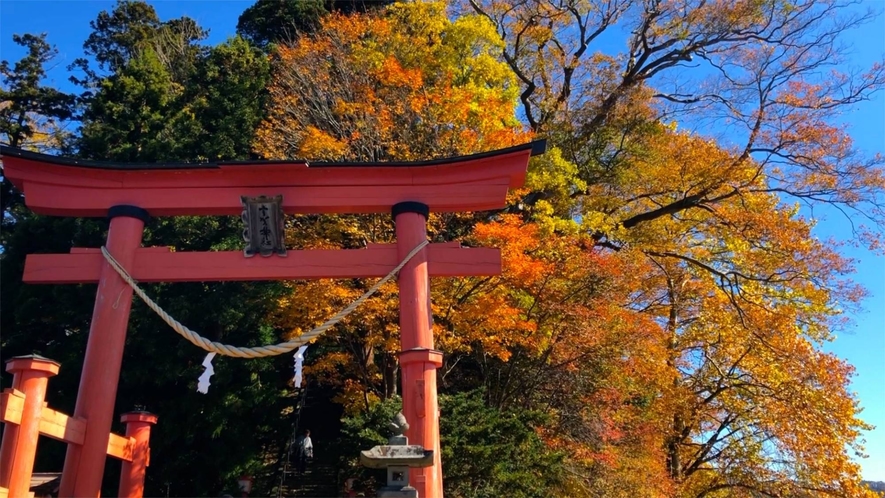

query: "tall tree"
left=80, top=0, right=161, bottom=74
left=460, top=0, right=885, bottom=495
left=0, top=33, right=75, bottom=250
left=255, top=1, right=532, bottom=414
left=0, top=33, right=74, bottom=149
left=69, top=0, right=208, bottom=96
left=236, top=0, right=326, bottom=48
left=463, top=0, right=885, bottom=220
left=236, top=0, right=393, bottom=49
left=252, top=7, right=673, bottom=496
left=77, top=45, right=197, bottom=162
left=72, top=6, right=287, bottom=491
left=187, top=36, right=271, bottom=160
left=254, top=1, right=529, bottom=162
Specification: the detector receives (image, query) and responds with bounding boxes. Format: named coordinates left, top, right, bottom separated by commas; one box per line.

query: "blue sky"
left=1, top=0, right=883, bottom=481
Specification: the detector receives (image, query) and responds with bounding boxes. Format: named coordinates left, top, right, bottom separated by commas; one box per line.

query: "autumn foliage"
left=249, top=0, right=885, bottom=496
left=257, top=2, right=534, bottom=418
left=1, top=0, right=881, bottom=495
left=253, top=2, right=529, bottom=162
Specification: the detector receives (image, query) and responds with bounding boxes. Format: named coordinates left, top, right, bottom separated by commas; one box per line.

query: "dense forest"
left=1, top=0, right=883, bottom=496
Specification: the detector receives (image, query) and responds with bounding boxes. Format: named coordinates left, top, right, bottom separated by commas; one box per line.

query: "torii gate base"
left=0, top=141, right=543, bottom=498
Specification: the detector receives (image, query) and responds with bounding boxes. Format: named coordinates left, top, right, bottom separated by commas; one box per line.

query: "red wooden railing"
left=0, top=355, right=156, bottom=498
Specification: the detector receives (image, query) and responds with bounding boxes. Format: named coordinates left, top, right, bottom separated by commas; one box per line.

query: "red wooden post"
left=394, top=202, right=444, bottom=498
left=0, top=390, right=24, bottom=488
left=0, top=355, right=60, bottom=497
left=118, top=411, right=158, bottom=498
left=60, top=206, right=148, bottom=498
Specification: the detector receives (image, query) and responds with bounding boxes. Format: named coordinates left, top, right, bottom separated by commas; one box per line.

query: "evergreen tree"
left=337, top=392, right=566, bottom=497
left=78, top=46, right=195, bottom=162
left=236, top=0, right=326, bottom=48
left=236, top=0, right=393, bottom=49
left=0, top=33, right=75, bottom=245
left=0, top=33, right=74, bottom=149
left=2, top=2, right=288, bottom=495
left=188, top=36, right=271, bottom=161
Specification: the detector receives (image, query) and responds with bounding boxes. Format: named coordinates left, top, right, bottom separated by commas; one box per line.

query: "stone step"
left=279, top=483, right=340, bottom=498
left=280, top=464, right=339, bottom=498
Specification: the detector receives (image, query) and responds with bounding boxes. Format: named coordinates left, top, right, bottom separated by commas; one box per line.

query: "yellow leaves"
left=296, top=126, right=348, bottom=160
left=436, top=288, right=535, bottom=361
left=655, top=234, right=872, bottom=495
left=618, top=126, right=749, bottom=199
left=524, top=146, right=585, bottom=217
left=249, top=2, right=881, bottom=494
left=445, top=14, right=510, bottom=78
left=333, top=379, right=381, bottom=416
left=454, top=215, right=666, bottom=379
left=456, top=0, right=880, bottom=493
left=580, top=211, right=621, bottom=238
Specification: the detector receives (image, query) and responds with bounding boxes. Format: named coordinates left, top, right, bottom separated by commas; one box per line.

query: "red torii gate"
left=0, top=140, right=544, bottom=498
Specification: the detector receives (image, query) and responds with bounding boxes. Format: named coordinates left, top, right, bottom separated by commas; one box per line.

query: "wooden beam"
left=1, top=393, right=134, bottom=460
left=24, top=244, right=501, bottom=284
left=0, top=389, right=25, bottom=426
left=38, top=407, right=86, bottom=446
left=22, top=182, right=512, bottom=217
left=106, top=433, right=135, bottom=462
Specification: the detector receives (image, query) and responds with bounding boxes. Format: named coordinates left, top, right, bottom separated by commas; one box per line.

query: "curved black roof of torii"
left=0, top=140, right=546, bottom=170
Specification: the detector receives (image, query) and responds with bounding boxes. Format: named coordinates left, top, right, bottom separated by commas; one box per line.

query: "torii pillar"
left=60, top=207, right=148, bottom=496
left=0, top=140, right=545, bottom=498
left=395, top=202, right=443, bottom=495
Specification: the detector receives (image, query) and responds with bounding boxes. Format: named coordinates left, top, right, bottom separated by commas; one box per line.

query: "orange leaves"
left=254, top=2, right=528, bottom=162
left=436, top=289, right=535, bottom=361
left=454, top=214, right=668, bottom=373
left=376, top=55, right=424, bottom=88
left=472, top=215, right=551, bottom=289
left=432, top=213, right=676, bottom=494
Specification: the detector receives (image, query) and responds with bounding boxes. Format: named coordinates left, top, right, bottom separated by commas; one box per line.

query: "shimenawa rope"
left=100, top=240, right=430, bottom=359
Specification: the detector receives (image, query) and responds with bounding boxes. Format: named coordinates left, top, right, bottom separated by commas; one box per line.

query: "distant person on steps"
left=296, top=429, right=313, bottom=474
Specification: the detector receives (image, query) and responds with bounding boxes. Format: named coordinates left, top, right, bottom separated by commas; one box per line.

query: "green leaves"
left=236, top=0, right=325, bottom=48
left=337, top=391, right=565, bottom=498
left=79, top=46, right=184, bottom=161
left=189, top=36, right=270, bottom=161
left=439, top=391, right=565, bottom=498
left=1, top=3, right=288, bottom=494
left=81, top=0, right=161, bottom=74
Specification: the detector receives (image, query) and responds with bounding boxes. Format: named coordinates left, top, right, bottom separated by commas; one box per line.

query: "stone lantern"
left=360, top=413, right=434, bottom=498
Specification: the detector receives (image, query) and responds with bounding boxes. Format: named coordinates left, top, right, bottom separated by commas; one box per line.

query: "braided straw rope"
left=100, top=240, right=430, bottom=358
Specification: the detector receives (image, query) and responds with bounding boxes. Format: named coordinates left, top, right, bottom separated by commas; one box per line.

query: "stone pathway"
left=280, top=459, right=339, bottom=497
